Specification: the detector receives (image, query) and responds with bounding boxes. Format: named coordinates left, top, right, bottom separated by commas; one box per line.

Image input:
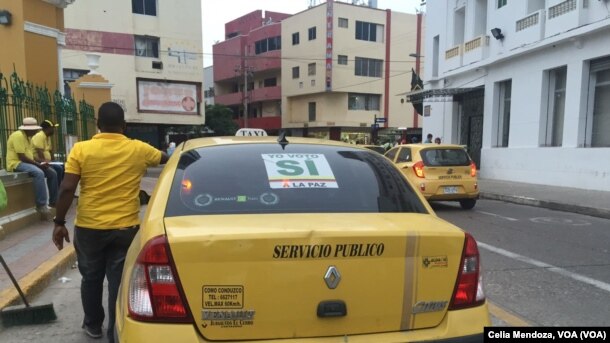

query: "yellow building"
left=281, top=1, right=417, bottom=143
left=61, top=0, right=204, bottom=147
left=0, top=0, right=74, bottom=92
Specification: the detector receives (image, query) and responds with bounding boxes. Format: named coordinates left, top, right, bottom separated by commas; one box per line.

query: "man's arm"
left=52, top=173, right=80, bottom=250
left=17, top=153, right=45, bottom=169
left=160, top=151, right=169, bottom=165
left=34, top=148, right=46, bottom=162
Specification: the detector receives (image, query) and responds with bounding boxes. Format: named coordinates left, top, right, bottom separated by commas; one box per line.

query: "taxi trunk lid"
left=165, top=213, right=466, bottom=341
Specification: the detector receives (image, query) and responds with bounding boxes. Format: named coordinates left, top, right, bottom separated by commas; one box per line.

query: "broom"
left=0, top=254, right=57, bottom=327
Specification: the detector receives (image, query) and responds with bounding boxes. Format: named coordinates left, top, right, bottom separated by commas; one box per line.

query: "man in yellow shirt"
left=32, top=119, right=64, bottom=186
left=52, top=102, right=168, bottom=341
left=6, top=117, right=58, bottom=216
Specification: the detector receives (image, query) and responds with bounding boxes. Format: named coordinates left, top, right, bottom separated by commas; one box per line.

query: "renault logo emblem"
left=324, top=266, right=341, bottom=289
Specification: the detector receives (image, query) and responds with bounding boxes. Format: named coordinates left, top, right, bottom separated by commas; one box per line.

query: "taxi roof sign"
left=236, top=128, right=268, bottom=136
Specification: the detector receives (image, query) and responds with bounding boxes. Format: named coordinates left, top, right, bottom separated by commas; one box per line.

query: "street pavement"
left=0, top=171, right=608, bottom=340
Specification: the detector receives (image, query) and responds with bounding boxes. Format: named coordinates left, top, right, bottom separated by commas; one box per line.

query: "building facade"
left=282, top=1, right=417, bottom=143
left=62, top=0, right=204, bottom=147
left=0, top=0, right=75, bottom=92
left=204, top=66, right=214, bottom=106
left=213, top=10, right=291, bottom=134
left=420, top=0, right=610, bottom=191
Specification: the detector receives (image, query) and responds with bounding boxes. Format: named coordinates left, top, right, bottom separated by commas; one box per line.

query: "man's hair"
left=427, top=133, right=433, bottom=138
left=41, top=121, right=52, bottom=129
left=98, top=102, right=125, bottom=129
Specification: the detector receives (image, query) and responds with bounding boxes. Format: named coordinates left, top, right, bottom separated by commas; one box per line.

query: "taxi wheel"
left=459, top=199, right=476, bottom=210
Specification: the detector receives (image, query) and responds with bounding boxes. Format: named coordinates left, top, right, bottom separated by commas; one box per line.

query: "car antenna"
left=277, top=130, right=289, bottom=150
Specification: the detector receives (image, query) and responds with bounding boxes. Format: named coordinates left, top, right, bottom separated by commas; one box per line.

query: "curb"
left=0, top=246, right=76, bottom=310
left=480, top=192, right=610, bottom=220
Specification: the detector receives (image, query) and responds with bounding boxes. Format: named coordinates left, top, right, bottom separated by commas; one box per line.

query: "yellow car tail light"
left=128, top=235, right=193, bottom=323
left=449, top=232, right=485, bottom=310
left=470, top=162, right=477, bottom=177
left=413, top=161, right=425, bottom=178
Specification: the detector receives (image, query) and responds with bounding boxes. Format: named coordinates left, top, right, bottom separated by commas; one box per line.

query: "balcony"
left=463, top=36, right=489, bottom=65
left=545, top=0, right=582, bottom=38
left=248, top=50, right=281, bottom=72
left=514, top=10, right=546, bottom=47
left=215, top=92, right=242, bottom=106
left=444, top=45, right=462, bottom=71
left=251, top=86, right=281, bottom=102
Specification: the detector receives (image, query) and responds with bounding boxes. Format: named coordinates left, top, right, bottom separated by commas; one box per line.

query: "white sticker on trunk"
left=262, top=154, right=338, bottom=189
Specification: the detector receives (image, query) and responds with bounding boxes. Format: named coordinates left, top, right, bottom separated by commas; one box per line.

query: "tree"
left=205, top=104, right=239, bottom=136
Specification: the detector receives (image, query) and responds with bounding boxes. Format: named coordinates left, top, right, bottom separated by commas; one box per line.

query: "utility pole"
left=234, top=52, right=254, bottom=128
left=414, top=11, right=422, bottom=129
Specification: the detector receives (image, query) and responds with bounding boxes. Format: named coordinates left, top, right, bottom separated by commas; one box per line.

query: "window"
left=166, top=144, right=426, bottom=216
left=385, top=147, right=398, bottom=161
left=354, top=57, right=383, bottom=77
left=396, top=148, right=412, bottom=163
left=355, top=21, right=384, bottom=42
left=348, top=93, right=381, bottom=111
left=495, top=80, right=512, bottom=147
left=497, top=0, right=507, bottom=8
left=255, top=36, right=281, bottom=55
left=586, top=57, right=610, bottom=147
left=338, top=17, right=348, bottom=28
left=432, top=36, right=439, bottom=77
left=543, top=66, right=567, bottom=147
left=309, top=102, right=316, bottom=121
left=292, top=32, right=300, bottom=45
left=308, top=63, right=316, bottom=76
left=134, top=35, right=159, bottom=58
left=263, top=78, right=277, bottom=87
left=132, top=0, right=157, bottom=16
left=292, top=66, right=300, bottom=79
left=338, top=55, right=348, bottom=65
left=308, top=27, right=316, bottom=40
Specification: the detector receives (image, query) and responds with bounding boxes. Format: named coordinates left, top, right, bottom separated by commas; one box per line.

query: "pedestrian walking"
left=51, top=102, right=169, bottom=342
left=435, top=137, right=441, bottom=144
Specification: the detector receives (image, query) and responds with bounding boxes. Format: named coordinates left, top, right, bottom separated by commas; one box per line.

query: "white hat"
left=19, top=117, right=42, bottom=131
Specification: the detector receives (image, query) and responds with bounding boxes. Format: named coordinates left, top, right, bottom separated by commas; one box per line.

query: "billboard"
left=137, top=79, right=199, bottom=114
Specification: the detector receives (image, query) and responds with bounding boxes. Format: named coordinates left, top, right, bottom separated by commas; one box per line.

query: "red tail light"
left=413, top=161, right=425, bottom=178
left=128, top=235, right=193, bottom=323
left=470, top=161, right=477, bottom=177
left=449, top=233, right=485, bottom=310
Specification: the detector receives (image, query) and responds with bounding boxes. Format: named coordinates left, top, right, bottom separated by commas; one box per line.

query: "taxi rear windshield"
left=420, top=148, right=471, bottom=167
left=165, top=144, right=427, bottom=216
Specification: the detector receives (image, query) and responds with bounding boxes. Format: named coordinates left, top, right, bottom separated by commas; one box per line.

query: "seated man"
left=6, top=117, right=58, bottom=217
left=32, top=119, right=64, bottom=186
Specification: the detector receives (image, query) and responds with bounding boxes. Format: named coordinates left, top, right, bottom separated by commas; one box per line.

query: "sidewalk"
left=478, top=178, right=610, bottom=220
left=1, top=176, right=608, bottom=313
left=0, top=176, right=158, bottom=311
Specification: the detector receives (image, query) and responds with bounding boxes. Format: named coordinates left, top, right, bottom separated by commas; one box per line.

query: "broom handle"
left=0, top=254, right=30, bottom=307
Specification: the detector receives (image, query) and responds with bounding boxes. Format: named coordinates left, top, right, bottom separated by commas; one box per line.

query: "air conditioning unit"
left=152, top=61, right=163, bottom=70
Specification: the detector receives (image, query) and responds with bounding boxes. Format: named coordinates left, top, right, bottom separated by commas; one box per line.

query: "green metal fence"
left=0, top=69, right=96, bottom=169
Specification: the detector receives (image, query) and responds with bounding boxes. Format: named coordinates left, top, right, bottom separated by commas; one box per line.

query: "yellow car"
left=385, top=144, right=479, bottom=210
left=358, top=144, right=386, bottom=154
left=115, top=137, right=490, bottom=342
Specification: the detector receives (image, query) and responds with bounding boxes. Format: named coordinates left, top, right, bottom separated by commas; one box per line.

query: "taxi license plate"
left=444, top=186, right=458, bottom=194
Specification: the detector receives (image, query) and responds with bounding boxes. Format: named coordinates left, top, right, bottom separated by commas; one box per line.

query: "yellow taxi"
left=384, top=144, right=479, bottom=209
left=357, top=144, right=386, bottom=154
left=115, top=137, right=490, bottom=342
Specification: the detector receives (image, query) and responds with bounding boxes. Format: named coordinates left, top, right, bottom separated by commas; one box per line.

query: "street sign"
left=375, top=117, right=387, bottom=123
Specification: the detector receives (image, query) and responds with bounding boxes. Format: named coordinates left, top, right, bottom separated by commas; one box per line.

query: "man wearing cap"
left=32, top=119, right=64, bottom=186
left=6, top=117, right=58, bottom=216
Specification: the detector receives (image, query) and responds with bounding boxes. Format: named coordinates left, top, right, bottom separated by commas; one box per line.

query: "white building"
left=418, top=0, right=610, bottom=191
left=62, top=0, right=204, bottom=147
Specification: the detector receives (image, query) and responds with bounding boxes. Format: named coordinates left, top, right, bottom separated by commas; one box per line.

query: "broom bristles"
left=1, top=303, right=57, bottom=327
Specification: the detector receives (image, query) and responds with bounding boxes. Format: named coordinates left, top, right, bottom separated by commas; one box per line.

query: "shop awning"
left=399, top=87, right=480, bottom=103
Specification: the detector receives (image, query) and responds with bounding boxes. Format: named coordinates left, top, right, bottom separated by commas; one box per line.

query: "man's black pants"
left=74, top=225, right=139, bottom=342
